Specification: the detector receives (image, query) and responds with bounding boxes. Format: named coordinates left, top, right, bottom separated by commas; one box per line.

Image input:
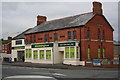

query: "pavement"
left=2, top=62, right=119, bottom=70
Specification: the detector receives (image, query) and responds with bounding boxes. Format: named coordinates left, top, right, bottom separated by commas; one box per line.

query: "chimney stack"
left=1, top=38, right=4, bottom=41
left=8, top=36, right=12, bottom=40
left=37, top=15, right=47, bottom=25
left=93, top=1, right=103, bottom=15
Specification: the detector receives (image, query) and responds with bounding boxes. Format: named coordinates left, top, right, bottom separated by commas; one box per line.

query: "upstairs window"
left=102, top=30, right=105, bottom=41
left=87, top=28, right=90, bottom=40
left=44, top=34, right=49, bottom=42
left=16, top=40, right=22, bottom=45
left=73, top=31, right=76, bottom=40
left=30, top=36, right=32, bottom=43
left=34, top=36, right=36, bottom=43
left=98, top=29, right=100, bottom=41
left=54, top=33, right=58, bottom=42
left=68, top=31, right=71, bottom=40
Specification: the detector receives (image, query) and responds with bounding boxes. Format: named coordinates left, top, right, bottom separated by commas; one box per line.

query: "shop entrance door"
left=59, top=51, right=64, bottom=64
left=17, top=51, right=25, bottom=62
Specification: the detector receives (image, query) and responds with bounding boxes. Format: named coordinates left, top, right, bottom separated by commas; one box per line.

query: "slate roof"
left=13, top=28, right=32, bottom=40
left=25, top=13, right=95, bottom=34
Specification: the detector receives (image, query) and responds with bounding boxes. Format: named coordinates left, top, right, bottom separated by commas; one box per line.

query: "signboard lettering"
left=12, top=46, right=25, bottom=49
left=32, top=43, right=53, bottom=48
left=58, top=42, right=75, bottom=47
left=93, top=61, right=101, bottom=66
left=91, top=58, right=111, bottom=61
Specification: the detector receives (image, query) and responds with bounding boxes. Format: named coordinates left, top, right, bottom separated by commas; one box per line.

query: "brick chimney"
left=1, top=38, right=4, bottom=41
left=37, top=15, right=47, bottom=25
left=93, top=1, right=103, bottom=15
left=8, top=36, right=12, bottom=40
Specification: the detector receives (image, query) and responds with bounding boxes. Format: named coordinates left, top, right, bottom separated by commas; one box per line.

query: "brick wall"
left=80, top=15, right=114, bottom=61
left=25, top=14, right=114, bottom=61
left=25, top=27, right=81, bottom=44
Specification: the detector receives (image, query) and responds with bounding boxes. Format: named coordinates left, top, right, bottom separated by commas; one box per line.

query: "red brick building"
left=24, top=2, right=114, bottom=65
left=2, top=37, right=12, bottom=54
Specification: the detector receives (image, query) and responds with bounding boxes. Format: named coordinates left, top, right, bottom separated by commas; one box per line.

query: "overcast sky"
left=0, top=0, right=119, bottom=41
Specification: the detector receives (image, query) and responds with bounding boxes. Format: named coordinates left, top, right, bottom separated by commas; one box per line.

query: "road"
left=2, top=65, right=119, bottom=80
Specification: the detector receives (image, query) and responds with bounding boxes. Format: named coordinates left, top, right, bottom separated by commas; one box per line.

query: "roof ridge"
left=46, top=12, right=93, bottom=23
left=13, top=28, right=32, bottom=39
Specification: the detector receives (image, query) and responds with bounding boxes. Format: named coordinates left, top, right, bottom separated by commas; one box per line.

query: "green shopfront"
left=58, top=42, right=81, bottom=65
left=25, top=41, right=81, bottom=65
left=12, top=46, right=25, bottom=62
left=25, top=43, right=54, bottom=64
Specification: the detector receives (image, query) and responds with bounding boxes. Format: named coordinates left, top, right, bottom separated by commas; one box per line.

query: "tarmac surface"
left=1, top=62, right=119, bottom=80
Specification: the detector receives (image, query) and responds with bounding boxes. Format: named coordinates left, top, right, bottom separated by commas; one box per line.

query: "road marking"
left=5, top=75, right=54, bottom=79
left=31, top=72, right=66, bottom=76
left=53, top=73, right=66, bottom=76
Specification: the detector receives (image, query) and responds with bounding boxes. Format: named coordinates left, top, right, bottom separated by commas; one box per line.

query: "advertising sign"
left=32, top=43, right=53, bottom=48
left=113, top=61, right=119, bottom=64
left=12, top=46, right=25, bottom=49
left=91, top=58, right=111, bottom=61
left=58, top=42, right=75, bottom=47
left=93, top=61, right=101, bottom=66
left=101, top=61, right=111, bottom=65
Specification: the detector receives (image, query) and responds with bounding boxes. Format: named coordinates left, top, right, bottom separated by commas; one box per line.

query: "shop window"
left=76, top=47, right=79, bottom=58
left=46, top=50, right=51, bottom=59
left=87, top=28, right=90, bottom=40
left=65, top=47, right=69, bottom=58
left=70, top=47, right=75, bottom=58
left=26, top=49, right=29, bottom=58
left=34, top=36, right=36, bottom=43
left=73, top=31, right=76, bottom=40
left=26, top=49, right=32, bottom=58
left=98, top=29, right=100, bottom=41
left=88, top=45, right=90, bottom=59
left=68, top=31, right=71, bottom=40
left=103, top=48, right=105, bottom=58
left=29, top=49, right=32, bottom=58
left=44, top=34, right=49, bottom=42
left=54, top=33, right=58, bottom=41
left=16, top=40, right=22, bottom=45
left=98, top=46, right=100, bottom=58
left=33, top=50, right=38, bottom=59
left=39, top=50, right=44, bottom=59
left=25, top=39, right=28, bottom=44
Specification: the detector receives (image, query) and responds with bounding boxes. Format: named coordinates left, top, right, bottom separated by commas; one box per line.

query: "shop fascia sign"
left=32, top=43, right=54, bottom=48
left=91, top=58, right=111, bottom=61
left=93, top=61, right=101, bottom=66
left=58, top=42, right=75, bottom=47
left=12, top=46, right=25, bottom=49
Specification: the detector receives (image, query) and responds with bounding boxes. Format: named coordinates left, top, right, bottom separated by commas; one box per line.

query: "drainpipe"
left=52, top=47, right=54, bottom=65
left=80, top=27, right=82, bottom=61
